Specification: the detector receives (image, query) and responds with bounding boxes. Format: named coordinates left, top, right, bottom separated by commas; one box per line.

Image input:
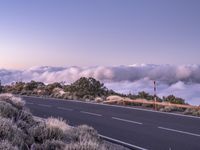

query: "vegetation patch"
left=0, top=94, right=129, bottom=150
left=1, top=77, right=199, bottom=117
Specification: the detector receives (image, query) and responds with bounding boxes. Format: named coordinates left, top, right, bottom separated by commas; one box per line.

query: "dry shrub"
left=124, top=101, right=142, bottom=106
left=29, top=122, right=48, bottom=143
left=70, top=125, right=99, bottom=142
left=0, top=117, right=26, bottom=147
left=30, top=121, right=66, bottom=143
left=141, top=103, right=153, bottom=108
left=184, top=108, right=200, bottom=116
left=42, top=140, right=66, bottom=150
left=0, top=140, right=19, bottom=150
left=65, top=125, right=105, bottom=150
left=159, top=106, right=184, bottom=112
left=0, top=94, right=25, bottom=110
left=0, top=101, right=18, bottom=119
left=16, top=109, right=36, bottom=126
left=45, top=117, right=71, bottom=132
left=95, top=97, right=104, bottom=103
left=30, top=143, right=43, bottom=150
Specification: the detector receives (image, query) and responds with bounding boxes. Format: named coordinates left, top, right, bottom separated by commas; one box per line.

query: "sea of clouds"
left=1, top=64, right=200, bottom=105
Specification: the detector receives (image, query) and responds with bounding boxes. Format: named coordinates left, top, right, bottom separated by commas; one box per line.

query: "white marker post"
left=154, top=81, right=157, bottom=110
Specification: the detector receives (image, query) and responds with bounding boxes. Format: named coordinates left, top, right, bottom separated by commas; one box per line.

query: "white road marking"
left=158, top=126, right=200, bottom=137
left=99, top=134, right=148, bottom=150
left=26, top=102, right=34, bottom=105
left=112, top=117, right=143, bottom=125
left=38, top=104, right=51, bottom=107
left=57, top=107, right=73, bottom=111
left=80, top=111, right=102, bottom=117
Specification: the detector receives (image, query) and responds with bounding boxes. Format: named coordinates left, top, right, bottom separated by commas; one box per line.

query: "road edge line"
left=158, top=126, right=200, bottom=137
left=99, top=134, right=148, bottom=150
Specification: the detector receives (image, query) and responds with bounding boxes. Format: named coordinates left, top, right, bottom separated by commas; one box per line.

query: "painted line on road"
left=99, top=134, right=148, bottom=150
left=80, top=111, right=102, bottom=117
left=112, top=117, right=143, bottom=125
left=38, top=104, right=51, bottom=108
left=158, top=126, right=200, bottom=137
left=57, top=107, right=73, bottom=111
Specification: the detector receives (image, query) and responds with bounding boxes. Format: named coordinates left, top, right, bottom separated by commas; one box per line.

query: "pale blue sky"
left=0, top=0, right=200, bottom=69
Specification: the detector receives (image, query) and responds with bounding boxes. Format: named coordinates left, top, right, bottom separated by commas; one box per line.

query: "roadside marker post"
left=154, top=81, right=157, bottom=111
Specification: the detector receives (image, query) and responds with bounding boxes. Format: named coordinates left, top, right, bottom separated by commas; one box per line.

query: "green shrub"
left=163, top=95, right=185, bottom=104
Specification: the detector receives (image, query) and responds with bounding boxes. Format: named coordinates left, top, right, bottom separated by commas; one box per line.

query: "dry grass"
left=105, top=95, right=199, bottom=110
left=184, top=108, right=200, bottom=116
left=45, top=117, right=71, bottom=132
left=159, top=106, right=184, bottom=112
left=0, top=140, right=19, bottom=150
left=0, top=93, right=25, bottom=109
left=0, top=94, right=115, bottom=150
left=64, top=125, right=105, bottom=150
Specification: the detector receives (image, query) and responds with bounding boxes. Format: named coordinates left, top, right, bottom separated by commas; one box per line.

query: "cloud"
left=1, top=64, right=200, bottom=105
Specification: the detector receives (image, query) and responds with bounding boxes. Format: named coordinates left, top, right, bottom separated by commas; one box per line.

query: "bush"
left=141, top=103, right=154, bottom=108
left=45, top=117, right=70, bottom=132
left=0, top=117, right=26, bottom=147
left=0, top=140, right=19, bottom=150
left=29, top=122, right=48, bottom=143
left=159, top=106, right=183, bottom=112
left=42, top=140, right=66, bottom=150
left=31, top=140, right=66, bottom=150
left=16, top=109, right=36, bottom=126
left=0, top=101, right=18, bottom=119
left=72, top=125, right=99, bottom=141
left=64, top=125, right=105, bottom=149
left=137, top=91, right=154, bottom=100
left=0, top=94, right=25, bottom=110
left=95, top=97, right=104, bottom=103
left=30, top=120, right=66, bottom=143
left=30, top=143, right=43, bottom=150
left=64, top=77, right=108, bottom=98
left=163, top=95, right=185, bottom=104
left=184, top=108, right=200, bottom=116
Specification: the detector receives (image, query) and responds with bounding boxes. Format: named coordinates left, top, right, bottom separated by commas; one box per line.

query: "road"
left=23, top=96, right=200, bottom=150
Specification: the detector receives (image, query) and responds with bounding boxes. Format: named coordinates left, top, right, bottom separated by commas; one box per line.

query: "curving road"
left=23, top=96, right=200, bottom=150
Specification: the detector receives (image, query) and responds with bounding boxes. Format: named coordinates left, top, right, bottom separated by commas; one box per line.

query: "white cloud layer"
left=1, top=64, right=200, bottom=105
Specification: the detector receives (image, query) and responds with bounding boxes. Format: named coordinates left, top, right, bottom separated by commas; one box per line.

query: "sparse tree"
left=163, top=95, right=185, bottom=104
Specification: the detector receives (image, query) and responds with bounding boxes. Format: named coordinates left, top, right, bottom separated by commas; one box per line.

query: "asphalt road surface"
left=23, top=96, right=200, bottom=150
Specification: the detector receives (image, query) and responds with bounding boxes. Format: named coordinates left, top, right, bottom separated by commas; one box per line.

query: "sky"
left=0, top=0, right=200, bottom=69
left=1, top=1, right=200, bottom=105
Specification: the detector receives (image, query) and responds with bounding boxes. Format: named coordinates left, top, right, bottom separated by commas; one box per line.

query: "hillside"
left=0, top=94, right=128, bottom=150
